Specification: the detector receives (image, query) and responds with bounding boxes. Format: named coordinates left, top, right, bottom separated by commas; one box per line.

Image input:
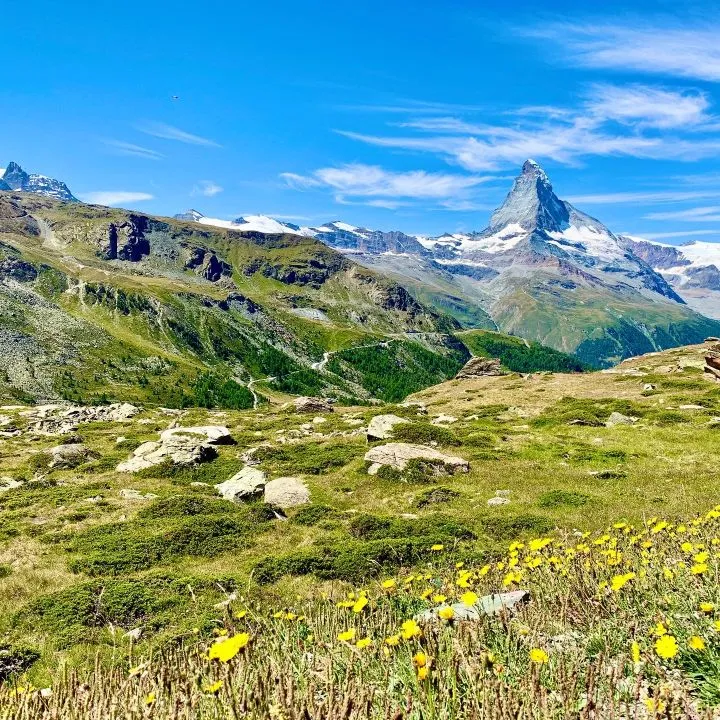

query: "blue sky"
left=5, top=0, right=720, bottom=240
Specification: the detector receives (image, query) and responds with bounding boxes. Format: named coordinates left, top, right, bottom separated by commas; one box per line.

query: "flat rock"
left=294, top=397, right=334, bottom=413
left=216, top=466, right=267, bottom=502
left=455, top=357, right=505, bottom=379
left=417, top=590, right=530, bottom=622
left=48, top=443, right=94, bottom=469
left=487, top=496, right=510, bottom=506
left=605, top=412, right=638, bottom=427
left=366, top=414, right=409, bottom=441
left=0, top=478, right=23, bottom=493
left=119, top=489, right=158, bottom=501
left=364, top=443, right=469, bottom=475
left=159, top=426, right=234, bottom=445
left=264, top=477, right=310, bottom=508
left=431, top=414, right=457, bottom=425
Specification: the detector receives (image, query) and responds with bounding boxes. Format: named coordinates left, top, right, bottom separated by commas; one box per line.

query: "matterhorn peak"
left=487, top=159, right=568, bottom=234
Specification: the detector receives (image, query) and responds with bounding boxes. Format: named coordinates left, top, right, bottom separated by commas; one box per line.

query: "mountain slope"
left=284, top=161, right=720, bottom=368
left=0, top=192, right=466, bottom=405
left=1, top=162, right=77, bottom=202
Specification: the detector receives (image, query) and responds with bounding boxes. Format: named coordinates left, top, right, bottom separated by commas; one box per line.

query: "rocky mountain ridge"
left=1, top=161, right=77, bottom=202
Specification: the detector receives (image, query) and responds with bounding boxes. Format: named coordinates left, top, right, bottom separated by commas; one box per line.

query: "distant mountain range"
left=3, top=159, right=720, bottom=368
left=0, top=161, right=77, bottom=202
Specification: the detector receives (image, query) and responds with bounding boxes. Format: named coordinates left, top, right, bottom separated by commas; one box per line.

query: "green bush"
left=253, top=442, right=361, bottom=476
left=480, top=513, right=553, bottom=540
left=532, top=397, right=647, bottom=428
left=290, top=505, right=341, bottom=526
left=348, top=513, right=474, bottom=542
left=414, top=487, right=461, bottom=508
left=376, top=458, right=463, bottom=484
left=538, top=490, right=591, bottom=508
left=392, top=422, right=460, bottom=446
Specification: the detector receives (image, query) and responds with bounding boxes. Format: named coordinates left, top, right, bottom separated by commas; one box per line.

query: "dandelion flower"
left=691, top=563, right=709, bottom=575
left=610, top=572, right=636, bottom=592
left=401, top=619, right=421, bottom=639
left=653, top=622, right=668, bottom=637
left=689, top=636, right=706, bottom=650
left=203, top=680, right=223, bottom=694
left=417, top=666, right=429, bottom=680
left=385, top=634, right=401, bottom=646
left=431, top=544, right=444, bottom=551
left=529, top=648, right=549, bottom=664
left=413, top=651, right=427, bottom=667
left=655, top=634, right=678, bottom=659
left=208, top=633, right=250, bottom=662
left=631, top=641, right=641, bottom=663
left=144, top=693, right=156, bottom=705
left=337, top=629, right=356, bottom=642
left=432, top=594, right=447, bottom=603
left=438, top=606, right=455, bottom=621
left=382, top=579, right=396, bottom=589
left=356, top=637, right=372, bottom=649
left=700, top=602, right=715, bottom=613
left=352, top=596, right=368, bottom=613
left=460, top=591, right=479, bottom=607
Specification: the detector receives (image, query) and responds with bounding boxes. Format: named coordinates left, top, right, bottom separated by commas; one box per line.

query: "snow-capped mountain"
left=623, top=236, right=720, bottom=319
left=1, top=161, right=77, bottom=202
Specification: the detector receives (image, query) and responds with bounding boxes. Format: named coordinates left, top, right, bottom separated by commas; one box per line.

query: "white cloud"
left=634, top=229, right=720, bottom=240
left=584, top=85, right=711, bottom=129
left=138, top=122, right=220, bottom=147
left=79, top=191, right=154, bottom=207
left=103, top=140, right=163, bottom=160
left=644, top=206, right=720, bottom=221
left=527, top=22, right=720, bottom=82
left=281, top=163, right=490, bottom=209
left=192, top=180, right=223, bottom=197
left=567, top=190, right=720, bottom=205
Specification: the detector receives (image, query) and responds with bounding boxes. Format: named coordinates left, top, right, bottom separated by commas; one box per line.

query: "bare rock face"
left=705, top=343, right=720, bottom=380
left=294, top=397, right=334, bottom=413
left=364, top=443, right=470, bottom=475
left=264, top=477, right=310, bottom=508
left=216, top=467, right=267, bottom=502
left=25, top=403, right=140, bottom=435
left=366, top=414, right=409, bottom=441
left=455, top=357, right=504, bottom=379
left=117, top=426, right=233, bottom=473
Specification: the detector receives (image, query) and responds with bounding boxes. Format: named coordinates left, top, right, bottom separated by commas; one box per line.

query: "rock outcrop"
left=215, top=467, right=267, bottom=502
left=264, top=477, right=310, bottom=508
left=23, top=403, right=140, bottom=435
left=705, top=343, right=720, bottom=380
left=364, top=443, right=470, bottom=475
left=366, top=414, right=409, bottom=441
left=455, top=357, right=504, bottom=379
left=48, top=443, right=95, bottom=469
left=294, top=397, right=334, bottom=413
left=117, top=425, right=233, bottom=473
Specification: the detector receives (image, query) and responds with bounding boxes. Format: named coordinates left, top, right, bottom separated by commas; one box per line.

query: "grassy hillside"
left=0, top=193, right=463, bottom=405
left=2, top=342, right=720, bottom=716
left=457, top=329, right=589, bottom=372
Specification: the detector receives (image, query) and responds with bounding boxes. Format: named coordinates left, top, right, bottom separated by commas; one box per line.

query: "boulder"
left=264, top=477, right=310, bottom=508
left=417, top=590, right=530, bottom=622
left=705, top=344, right=720, bottom=379
left=116, top=426, right=232, bottom=473
left=455, top=357, right=504, bottom=379
left=366, top=414, right=409, bottom=441
left=48, top=443, right=95, bottom=469
left=294, top=397, right=334, bottom=413
left=216, top=467, right=267, bottom=502
left=28, top=403, right=140, bottom=435
left=431, top=414, right=457, bottom=425
left=364, top=443, right=469, bottom=475
left=605, top=412, right=638, bottom=427
left=159, top=426, right=234, bottom=445
left=0, top=478, right=23, bottom=493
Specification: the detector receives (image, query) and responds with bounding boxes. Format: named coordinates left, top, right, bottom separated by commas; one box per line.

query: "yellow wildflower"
left=385, top=634, right=401, bottom=646
left=417, top=666, right=429, bottom=680
left=208, top=633, right=250, bottom=662
left=460, top=591, right=479, bottom=607
left=432, top=594, right=447, bottom=603
left=691, top=563, right=709, bottom=575
left=401, top=619, right=421, bottom=639
left=413, top=651, right=427, bottom=667
left=610, top=572, right=636, bottom=592
left=203, top=680, right=223, bottom=694
left=700, top=602, right=715, bottom=613
left=431, top=543, right=444, bottom=551
left=144, top=693, right=156, bottom=705
left=529, top=648, right=549, bottom=664
left=438, top=606, right=455, bottom=621
left=337, top=629, right=356, bottom=642
left=356, top=637, right=372, bottom=649
left=689, top=636, right=706, bottom=650
left=631, top=641, right=641, bottom=663
left=352, top=596, right=368, bottom=613
left=655, top=634, right=678, bottom=659
left=381, top=579, right=396, bottom=589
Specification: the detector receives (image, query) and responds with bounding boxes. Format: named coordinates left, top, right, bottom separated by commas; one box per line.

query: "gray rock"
left=487, top=496, right=510, bottom=506
left=124, top=627, right=143, bottom=640
left=366, top=414, right=409, bottom=441
left=264, top=477, right=310, bottom=508
left=119, top=489, right=158, bottom=501
left=364, top=443, right=470, bottom=475
left=0, top=477, right=23, bottom=493
left=643, top=383, right=656, bottom=391
left=159, top=425, right=234, bottom=445
left=216, top=466, right=267, bottom=502
left=294, top=396, right=334, bottom=413
left=455, top=357, right=505, bottom=379
left=431, top=414, right=457, bottom=425
left=417, top=590, right=530, bottom=623
left=48, top=443, right=94, bottom=469
left=605, top=412, right=638, bottom=427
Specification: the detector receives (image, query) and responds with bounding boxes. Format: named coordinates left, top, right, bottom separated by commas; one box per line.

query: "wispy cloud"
left=567, top=190, right=720, bottom=205
left=103, top=140, right=163, bottom=160
left=336, top=98, right=487, bottom=115
left=644, top=206, right=720, bottom=221
left=79, top=191, right=154, bottom=207
left=282, top=163, right=490, bottom=209
left=137, top=122, right=220, bottom=147
left=192, top=180, right=223, bottom=197
left=526, top=21, right=720, bottom=82
left=634, top=229, right=720, bottom=240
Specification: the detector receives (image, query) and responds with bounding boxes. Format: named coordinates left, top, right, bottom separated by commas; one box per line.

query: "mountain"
left=623, top=236, right=720, bottom=320
left=0, top=193, right=468, bottom=406
left=1, top=161, right=78, bottom=202
left=246, top=160, right=719, bottom=368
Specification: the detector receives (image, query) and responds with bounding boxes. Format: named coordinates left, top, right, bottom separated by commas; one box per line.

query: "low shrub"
left=414, top=487, right=461, bottom=508
left=392, top=423, right=460, bottom=446
left=480, top=513, right=553, bottom=540
left=290, top=505, right=341, bottom=526
left=538, top=490, right=591, bottom=508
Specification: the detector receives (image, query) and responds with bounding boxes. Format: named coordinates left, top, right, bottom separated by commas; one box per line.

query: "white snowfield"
left=547, top=224, right=626, bottom=263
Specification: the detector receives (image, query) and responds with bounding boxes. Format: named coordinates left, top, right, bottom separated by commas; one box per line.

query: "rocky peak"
left=487, top=159, right=569, bottom=234
left=1, top=161, right=77, bottom=202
